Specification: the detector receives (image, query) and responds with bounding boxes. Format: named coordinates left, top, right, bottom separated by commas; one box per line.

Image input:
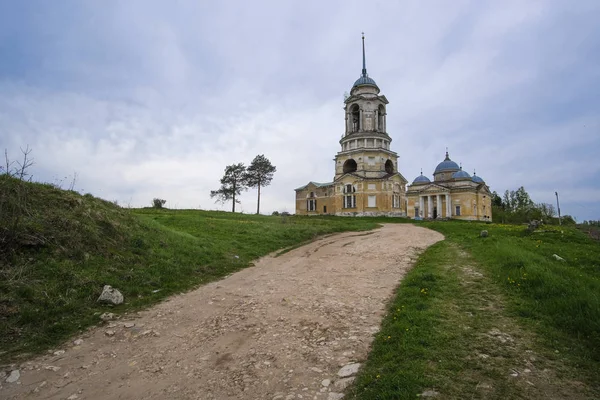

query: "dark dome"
left=413, top=174, right=431, bottom=184
left=434, top=152, right=460, bottom=174
left=353, top=75, right=378, bottom=88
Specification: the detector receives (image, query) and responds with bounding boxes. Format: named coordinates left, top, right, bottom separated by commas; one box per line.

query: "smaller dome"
left=434, top=151, right=460, bottom=174
left=413, top=173, right=431, bottom=184
left=472, top=172, right=484, bottom=183
left=452, top=168, right=471, bottom=179
left=353, top=75, right=378, bottom=88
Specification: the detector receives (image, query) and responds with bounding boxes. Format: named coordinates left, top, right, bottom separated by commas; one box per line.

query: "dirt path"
left=1, top=224, right=443, bottom=400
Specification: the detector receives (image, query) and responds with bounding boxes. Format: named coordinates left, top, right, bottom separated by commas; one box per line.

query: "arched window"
left=351, top=104, right=360, bottom=132
left=343, top=159, right=358, bottom=174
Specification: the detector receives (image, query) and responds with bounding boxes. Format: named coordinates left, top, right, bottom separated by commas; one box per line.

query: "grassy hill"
left=2, top=176, right=599, bottom=397
left=0, top=176, right=387, bottom=362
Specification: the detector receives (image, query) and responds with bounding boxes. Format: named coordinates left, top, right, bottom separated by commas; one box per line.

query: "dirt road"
left=1, top=224, right=443, bottom=400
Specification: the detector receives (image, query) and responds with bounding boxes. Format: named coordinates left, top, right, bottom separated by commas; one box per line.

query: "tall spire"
left=361, top=32, right=367, bottom=77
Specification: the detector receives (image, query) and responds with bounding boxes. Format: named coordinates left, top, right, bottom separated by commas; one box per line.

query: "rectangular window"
left=393, top=195, right=399, bottom=208
left=323, top=205, right=327, bottom=213
left=455, top=205, right=461, bottom=216
left=368, top=195, right=376, bottom=208
left=415, top=206, right=419, bottom=217
left=368, top=183, right=376, bottom=190
left=307, top=199, right=316, bottom=211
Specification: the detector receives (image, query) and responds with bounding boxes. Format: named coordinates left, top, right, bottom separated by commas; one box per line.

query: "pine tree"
left=244, top=155, right=277, bottom=215
left=210, top=163, right=247, bottom=212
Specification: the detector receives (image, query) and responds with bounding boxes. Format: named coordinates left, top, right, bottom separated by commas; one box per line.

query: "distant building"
left=406, top=152, right=492, bottom=221
left=295, top=35, right=492, bottom=221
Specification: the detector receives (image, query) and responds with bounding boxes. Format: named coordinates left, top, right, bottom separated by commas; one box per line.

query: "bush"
left=271, top=211, right=280, bottom=216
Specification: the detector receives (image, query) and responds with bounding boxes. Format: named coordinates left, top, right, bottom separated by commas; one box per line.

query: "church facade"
left=295, top=36, right=492, bottom=221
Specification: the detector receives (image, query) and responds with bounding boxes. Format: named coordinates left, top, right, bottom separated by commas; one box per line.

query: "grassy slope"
left=350, top=221, right=600, bottom=399
left=0, top=179, right=393, bottom=363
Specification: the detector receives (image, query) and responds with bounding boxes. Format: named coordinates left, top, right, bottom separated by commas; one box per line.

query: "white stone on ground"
left=97, top=285, right=124, bottom=305
left=337, top=363, right=360, bottom=378
left=5, top=370, right=20, bottom=383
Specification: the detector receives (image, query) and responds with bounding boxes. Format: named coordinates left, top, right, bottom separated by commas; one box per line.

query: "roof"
left=434, top=151, right=460, bottom=174
left=452, top=169, right=471, bottom=179
left=412, top=174, right=431, bottom=184
left=294, top=181, right=334, bottom=191
left=352, top=75, right=378, bottom=89
left=472, top=173, right=484, bottom=183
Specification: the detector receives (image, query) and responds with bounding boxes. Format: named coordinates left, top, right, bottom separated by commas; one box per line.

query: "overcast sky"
left=1, top=1, right=599, bottom=220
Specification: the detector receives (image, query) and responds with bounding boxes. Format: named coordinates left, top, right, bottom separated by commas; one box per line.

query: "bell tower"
left=335, top=33, right=397, bottom=180
left=294, top=33, right=408, bottom=217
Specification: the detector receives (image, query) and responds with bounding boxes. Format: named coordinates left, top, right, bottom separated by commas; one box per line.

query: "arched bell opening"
left=350, top=104, right=360, bottom=132
left=343, top=159, right=358, bottom=174
left=378, top=104, right=385, bottom=132
left=385, top=159, right=394, bottom=174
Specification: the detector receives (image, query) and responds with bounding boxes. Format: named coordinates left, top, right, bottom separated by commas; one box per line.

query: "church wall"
left=450, top=191, right=484, bottom=221
left=295, top=185, right=336, bottom=216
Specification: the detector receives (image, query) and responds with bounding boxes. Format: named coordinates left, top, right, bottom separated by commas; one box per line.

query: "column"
left=374, top=110, right=379, bottom=131
left=428, top=195, right=433, bottom=219
left=446, top=194, right=451, bottom=217
left=419, top=196, right=424, bottom=218
left=436, top=194, right=442, bottom=219
left=359, top=109, right=363, bottom=130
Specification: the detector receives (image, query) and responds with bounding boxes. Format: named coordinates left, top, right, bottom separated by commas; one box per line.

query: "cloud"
left=1, top=0, right=599, bottom=220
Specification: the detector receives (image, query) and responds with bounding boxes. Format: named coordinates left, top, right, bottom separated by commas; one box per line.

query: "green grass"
left=425, top=221, right=600, bottom=364
left=349, top=221, right=600, bottom=399
left=1, top=178, right=404, bottom=363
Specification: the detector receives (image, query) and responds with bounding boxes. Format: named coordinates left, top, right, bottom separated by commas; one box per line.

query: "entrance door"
left=433, top=207, right=437, bottom=219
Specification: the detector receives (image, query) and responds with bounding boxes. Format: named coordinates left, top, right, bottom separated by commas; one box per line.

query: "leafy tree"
left=491, top=191, right=503, bottom=208
left=515, top=186, right=533, bottom=211
left=244, top=155, right=276, bottom=215
left=210, top=163, right=247, bottom=212
left=152, top=198, right=166, bottom=209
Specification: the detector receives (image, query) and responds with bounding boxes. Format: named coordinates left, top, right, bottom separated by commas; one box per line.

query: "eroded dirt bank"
left=1, top=224, right=443, bottom=400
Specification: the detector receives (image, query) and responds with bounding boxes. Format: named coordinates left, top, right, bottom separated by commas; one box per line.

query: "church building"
left=295, top=35, right=408, bottom=216
left=406, top=152, right=493, bottom=221
left=294, top=35, right=492, bottom=221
